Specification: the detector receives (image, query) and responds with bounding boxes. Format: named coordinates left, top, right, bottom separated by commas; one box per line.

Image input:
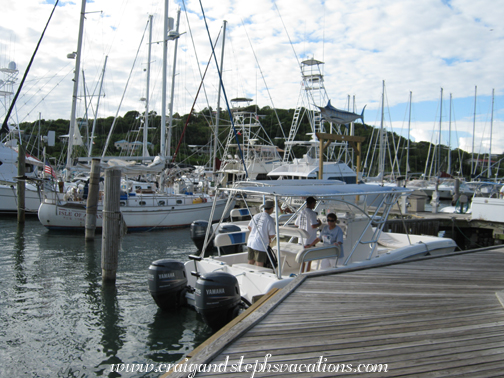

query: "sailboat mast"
left=89, top=56, right=107, bottom=157
left=471, top=85, right=477, bottom=177
left=66, top=0, right=86, bottom=179
left=489, top=88, right=494, bottom=179
left=160, top=0, right=169, bottom=158
left=143, top=15, right=153, bottom=161
left=406, top=91, right=412, bottom=179
left=167, top=7, right=181, bottom=159
left=438, top=88, right=443, bottom=177
left=447, top=93, right=452, bottom=176
left=213, top=20, right=227, bottom=178
left=378, top=80, right=385, bottom=181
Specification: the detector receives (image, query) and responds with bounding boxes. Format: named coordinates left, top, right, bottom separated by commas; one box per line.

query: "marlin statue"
left=317, top=100, right=366, bottom=126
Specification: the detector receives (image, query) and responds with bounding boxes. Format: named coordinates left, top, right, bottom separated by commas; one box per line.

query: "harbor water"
left=0, top=217, right=213, bottom=377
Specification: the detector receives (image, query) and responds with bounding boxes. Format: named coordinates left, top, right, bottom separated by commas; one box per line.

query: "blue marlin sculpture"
left=317, top=100, right=366, bottom=126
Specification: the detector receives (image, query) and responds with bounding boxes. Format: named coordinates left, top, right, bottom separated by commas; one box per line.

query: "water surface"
left=0, top=218, right=213, bottom=377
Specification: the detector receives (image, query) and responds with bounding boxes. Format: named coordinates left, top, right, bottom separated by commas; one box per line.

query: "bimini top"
left=224, top=181, right=412, bottom=198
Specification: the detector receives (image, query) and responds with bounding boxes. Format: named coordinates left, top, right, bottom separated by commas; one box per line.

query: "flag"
left=44, top=160, right=57, bottom=178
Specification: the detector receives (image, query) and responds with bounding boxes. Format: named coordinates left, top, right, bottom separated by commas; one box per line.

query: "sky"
left=1, top=0, right=503, bottom=157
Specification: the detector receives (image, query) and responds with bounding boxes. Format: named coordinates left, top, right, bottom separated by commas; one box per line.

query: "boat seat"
left=377, top=232, right=404, bottom=248
left=213, top=231, right=249, bottom=255
left=230, top=207, right=258, bottom=221
left=295, top=245, right=340, bottom=273
left=277, top=226, right=310, bottom=242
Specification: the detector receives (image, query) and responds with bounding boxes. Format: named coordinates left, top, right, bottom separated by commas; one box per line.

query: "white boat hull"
left=184, top=232, right=458, bottom=304
left=471, top=197, right=504, bottom=222
left=38, top=194, right=233, bottom=232
left=0, top=183, right=44, bottom=214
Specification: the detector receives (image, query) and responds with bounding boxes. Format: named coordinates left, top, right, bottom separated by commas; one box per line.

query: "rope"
left=1, top=0, right=60, bottom=135
left=102, top=20, right=149, bottom=157
left=197, top=0, right=248, bottom=179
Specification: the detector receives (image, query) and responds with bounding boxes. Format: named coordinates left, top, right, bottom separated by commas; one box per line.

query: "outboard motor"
left=190, top=220, right=212, bottom=251
left=194, top=271, right=241, bottom=330
left=148, top=259, right=187, bottom=310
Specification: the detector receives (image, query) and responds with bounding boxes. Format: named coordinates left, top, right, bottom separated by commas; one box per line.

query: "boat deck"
left=166, top=247, right=504, bottom=377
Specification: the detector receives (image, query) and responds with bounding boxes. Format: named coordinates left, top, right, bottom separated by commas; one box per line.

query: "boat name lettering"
left=206, top=288, right=225, bottom=295
left=56, top=210, right=103, bottom=219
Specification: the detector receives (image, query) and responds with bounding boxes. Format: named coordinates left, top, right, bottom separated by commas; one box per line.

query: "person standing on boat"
left=295, top=196, right=321, bottom=247
left=307, top=213, right=344, bottom=269
left=247, top=200, right=276, bottom=267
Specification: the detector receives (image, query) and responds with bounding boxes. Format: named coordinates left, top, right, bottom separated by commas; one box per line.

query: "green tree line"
left=18, top=105, right=503, bottom=180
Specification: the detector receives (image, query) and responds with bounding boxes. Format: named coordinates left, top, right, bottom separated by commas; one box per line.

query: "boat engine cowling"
left=194, top=271, right=241, bottom=330
left=190, top=220, right=211, bottom=251
left=148, top=259, right=187, bottom=310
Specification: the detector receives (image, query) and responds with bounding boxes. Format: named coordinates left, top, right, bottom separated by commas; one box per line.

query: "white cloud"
left=1, top=0, right=503, bottom=153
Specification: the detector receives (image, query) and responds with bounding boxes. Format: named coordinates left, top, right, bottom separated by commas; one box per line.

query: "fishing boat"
left=217, top=97, right=282, bottom=183
left=148, top=181, right=457, bottom=329
left=267, top=152, right=358, bottom=182
left=268, top=58, right=363, bottom=185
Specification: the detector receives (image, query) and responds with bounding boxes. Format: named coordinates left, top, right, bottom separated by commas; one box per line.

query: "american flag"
left=44, top=160, right=57, bottom=178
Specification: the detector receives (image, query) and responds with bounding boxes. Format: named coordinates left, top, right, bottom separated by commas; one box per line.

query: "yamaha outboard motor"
left=190, top=220, right=212, bottom=251
left=194, top=271, right=241, bottom=330
left=148, top=259, right=187, bottom=310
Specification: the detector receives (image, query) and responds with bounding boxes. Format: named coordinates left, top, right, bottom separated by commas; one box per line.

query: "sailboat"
left=0, top=61, right=52, bottom=214
left=266, top=58, right=360, bottom=183
left=37, top=4, right=234, bottom=231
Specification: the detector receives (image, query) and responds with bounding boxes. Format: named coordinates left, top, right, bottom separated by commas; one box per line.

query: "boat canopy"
left=223, top=181, right=412, bottom=198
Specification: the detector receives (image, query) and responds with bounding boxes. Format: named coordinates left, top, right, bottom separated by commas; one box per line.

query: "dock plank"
left=168, top=248, right=504, bottom=377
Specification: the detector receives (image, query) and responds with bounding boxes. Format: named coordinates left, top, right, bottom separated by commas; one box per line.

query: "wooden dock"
left=168, top=247, right=504, bottom=377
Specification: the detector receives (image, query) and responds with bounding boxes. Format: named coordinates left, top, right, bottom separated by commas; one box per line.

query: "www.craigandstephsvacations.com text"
left=110, top=354, right=389, bottom=377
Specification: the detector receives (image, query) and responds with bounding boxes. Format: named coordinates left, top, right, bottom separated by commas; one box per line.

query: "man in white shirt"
left=247, top=200, right=276, bottom=267
left=295, top=196, right=321, bottom=247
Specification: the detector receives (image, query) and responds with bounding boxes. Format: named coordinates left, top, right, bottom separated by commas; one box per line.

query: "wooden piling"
left=85, top=158, right=101, bottom=241
left=101, top=168, right=121, bottom=283
left=17, top=144, right=25, bottom=223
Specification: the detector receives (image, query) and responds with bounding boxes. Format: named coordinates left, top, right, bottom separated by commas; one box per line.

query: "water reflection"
left=99, top=284, right=126, bottom=371
left=146, top=307, right=212, bottom=363
left=1, top=219, right=213, bottom=377
left=14, top=222, right=26, bottom=287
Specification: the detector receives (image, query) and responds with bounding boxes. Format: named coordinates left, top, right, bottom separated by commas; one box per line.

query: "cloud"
left=1, top=0, right=503, bottom=154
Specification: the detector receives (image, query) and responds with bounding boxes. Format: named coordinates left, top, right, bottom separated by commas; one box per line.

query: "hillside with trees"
left=18, top=105, right=503, bottom=181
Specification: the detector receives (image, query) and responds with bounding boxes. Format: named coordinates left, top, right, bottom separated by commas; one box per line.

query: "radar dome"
left=8, top=61, right=17, bottom=70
